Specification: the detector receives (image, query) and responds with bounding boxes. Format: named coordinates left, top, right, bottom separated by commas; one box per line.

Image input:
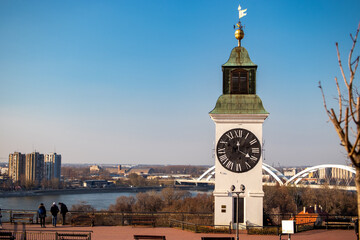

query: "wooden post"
left=181, top=213, right=184, bottom=230
left=22, top=226, right=26, bottom=240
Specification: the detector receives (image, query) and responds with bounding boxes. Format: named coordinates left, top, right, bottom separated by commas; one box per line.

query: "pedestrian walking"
left=38, top=203, right=46, bottom=228
left=58, top=202, right=68, bottom=225
left=50, top=202, right=59, bottom=227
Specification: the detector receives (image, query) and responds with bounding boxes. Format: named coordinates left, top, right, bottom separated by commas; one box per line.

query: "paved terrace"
left=1, top=223, right=356, bottom=240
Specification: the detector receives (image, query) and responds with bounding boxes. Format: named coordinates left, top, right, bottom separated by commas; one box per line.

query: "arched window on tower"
left=230, top=70, right=249, bottom=94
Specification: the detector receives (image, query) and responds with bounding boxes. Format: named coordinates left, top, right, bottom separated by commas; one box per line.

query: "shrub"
left=109, top=196, right=135, bottom=212
left=247, top=226, right=279, bottom=235
left=70, top=201, right=96, bottom=212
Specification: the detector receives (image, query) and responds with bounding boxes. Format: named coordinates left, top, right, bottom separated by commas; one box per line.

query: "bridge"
left=175, top=163, right=356, bottom=191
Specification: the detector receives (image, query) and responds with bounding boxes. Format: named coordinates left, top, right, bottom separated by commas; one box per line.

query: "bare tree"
left=319, top=22, right=360, bottom=235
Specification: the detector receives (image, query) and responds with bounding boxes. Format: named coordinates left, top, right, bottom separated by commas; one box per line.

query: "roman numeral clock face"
left=216, top=128, right=261, bottom=173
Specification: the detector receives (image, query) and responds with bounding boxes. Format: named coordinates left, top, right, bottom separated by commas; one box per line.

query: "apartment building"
left=25, top=152, right=44, bottom=183
left=8, top=152, right=25, bottom=182
left=44, top=153, right=61, bottom=180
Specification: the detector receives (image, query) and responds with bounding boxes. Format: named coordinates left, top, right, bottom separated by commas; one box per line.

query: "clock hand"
left=236, top=141, right=240, bottom=151
left=237, top=141, right=250, bottom=157
left=239, top=150, right=249, bottom=157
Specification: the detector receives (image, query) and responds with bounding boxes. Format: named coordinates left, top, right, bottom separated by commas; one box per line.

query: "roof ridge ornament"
left=238, top=4, right=247, bottom=19
left=234, top=3, right=246, bottom=47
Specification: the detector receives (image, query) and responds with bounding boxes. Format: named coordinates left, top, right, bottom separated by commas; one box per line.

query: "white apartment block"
left=44, top=153, right=61, bottom=180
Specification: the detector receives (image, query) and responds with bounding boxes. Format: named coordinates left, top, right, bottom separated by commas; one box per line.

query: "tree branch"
left=349, top=131, right=360, bottom=156
left=320, top=22, right=360, bottom=167
left=349, top=22, right=360, bottom=75
left=335, top=77, right=343, bottom=121
left=318, top=81, right=333, bottom=118
left=352, top=56, right=359, bottom=78
left=336, top=43, right=349, bottom=89
left=345, top=107, right=350, bottom=152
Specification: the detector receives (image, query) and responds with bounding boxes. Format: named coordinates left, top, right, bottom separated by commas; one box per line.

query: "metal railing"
left=1, top=209, right=214, bottom=227
left=0, top=229, right=92, bottom=240
left=169, top=218, right=231, bottom=233
left=1, top=209, right=356, bottom=234
left=266, top=214, right=356, bottom=233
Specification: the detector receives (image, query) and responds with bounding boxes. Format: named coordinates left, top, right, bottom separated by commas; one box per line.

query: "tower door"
left=233, top=197, right=244, bottom=223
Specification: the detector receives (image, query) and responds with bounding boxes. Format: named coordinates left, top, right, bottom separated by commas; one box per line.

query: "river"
left=0, top=188, right=212, bottom=211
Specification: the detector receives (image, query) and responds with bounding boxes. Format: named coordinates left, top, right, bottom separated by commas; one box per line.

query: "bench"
left=129, top=216, right=156, bottom=227
left=325, top=218, right=352, bottom=230
left=133, top=235, right=166, bottom=240
left=10, top=213, right=34, bottom=224
left=0, top=232, right=15, bottom=240
left=57, top=233, right=91, bottom=240
left=70, top=215, right=95, bottom=227
left=201, top=238, right=235, bottom=240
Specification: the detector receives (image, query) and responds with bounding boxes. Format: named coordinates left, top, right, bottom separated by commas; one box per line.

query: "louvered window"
left=231, top=70, right=248, bottom=94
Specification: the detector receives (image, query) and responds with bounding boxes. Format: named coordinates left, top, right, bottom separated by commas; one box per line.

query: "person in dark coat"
left=38, top=203, right=46, bottom=228
left=58, top=202, right=68, bottom=225
left=50, top=202, right=59, bottom=227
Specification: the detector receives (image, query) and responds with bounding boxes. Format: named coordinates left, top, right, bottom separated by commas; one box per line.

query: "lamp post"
left=230, top=184, right=245, bottom=240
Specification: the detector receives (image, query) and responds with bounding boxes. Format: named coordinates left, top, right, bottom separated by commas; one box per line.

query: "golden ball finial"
left=234, top=26, right=244, bottom=47
left=235, top=29, right=244, bottom=40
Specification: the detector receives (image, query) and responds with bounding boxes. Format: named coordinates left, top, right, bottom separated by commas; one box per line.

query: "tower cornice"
left=209, top=113, right=268, bottom=124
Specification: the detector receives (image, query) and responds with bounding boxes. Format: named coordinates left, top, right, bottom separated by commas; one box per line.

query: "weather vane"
left=234, top=3, right=247, bottom=47
left=238, top=4, right=247, bottom=19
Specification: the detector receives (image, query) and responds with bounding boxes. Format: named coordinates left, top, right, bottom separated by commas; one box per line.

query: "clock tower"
left=209, top=5, right=268, bottom=228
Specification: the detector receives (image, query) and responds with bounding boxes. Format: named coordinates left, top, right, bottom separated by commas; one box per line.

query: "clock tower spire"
left=209, top=3, right=269, bottom=229
left=235, top=4, right=246, bottom=47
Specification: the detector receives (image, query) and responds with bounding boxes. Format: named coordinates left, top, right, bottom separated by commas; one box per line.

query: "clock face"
left=216, top=128, right=261, bottom=173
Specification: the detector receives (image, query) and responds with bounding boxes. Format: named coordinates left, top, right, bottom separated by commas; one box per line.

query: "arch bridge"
left=175, top=163, right=356, bottom=191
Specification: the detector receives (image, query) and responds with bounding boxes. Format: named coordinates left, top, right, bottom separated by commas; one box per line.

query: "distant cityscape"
left=0, top=152, right=209, bottom=190
left=263, top=166, right=354, bottom=185
left=8, top=152, right=61, bottom=184
left=284, top=167, right=352, bottom=180
left=0, top=151, right=355, bottom=190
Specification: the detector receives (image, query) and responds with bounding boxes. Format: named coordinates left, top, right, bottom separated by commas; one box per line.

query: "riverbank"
left=0, top=185, right=214, bottom=198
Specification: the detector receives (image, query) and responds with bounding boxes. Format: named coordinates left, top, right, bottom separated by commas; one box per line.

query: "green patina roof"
left=222, top=46, right=257, bottom=67
left=210, top=94, right=268, bottom=114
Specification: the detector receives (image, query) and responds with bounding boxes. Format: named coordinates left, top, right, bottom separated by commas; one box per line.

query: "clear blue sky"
left=0, top=0, right=359, bottom=166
